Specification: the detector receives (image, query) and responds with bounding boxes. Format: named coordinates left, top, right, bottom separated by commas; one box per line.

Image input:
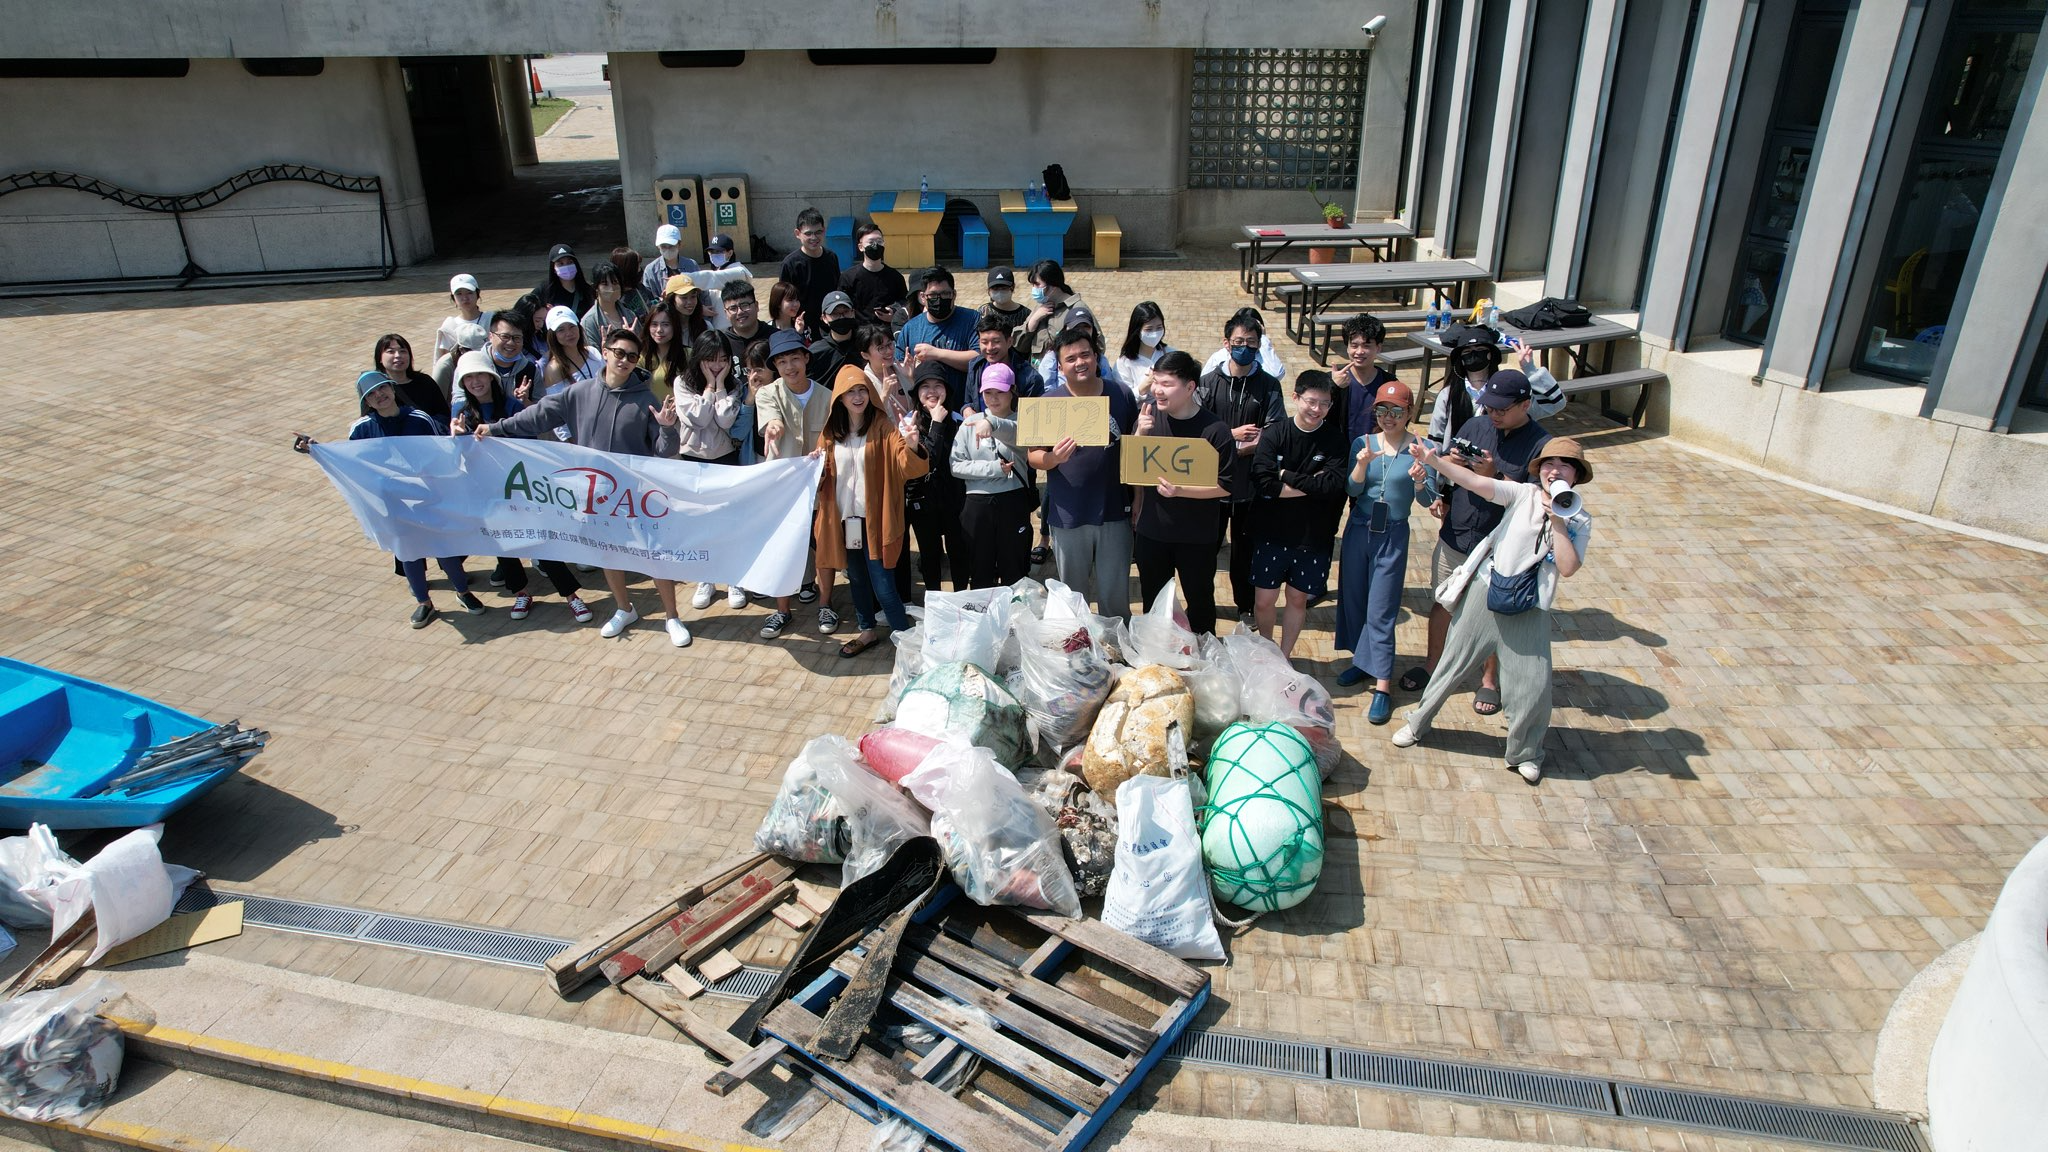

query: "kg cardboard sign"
left=309, top=437, right=823, bottom=596
left=1120, top=436, right=1220, bottom=488
left=1018, top=396, right=1112, bottom=446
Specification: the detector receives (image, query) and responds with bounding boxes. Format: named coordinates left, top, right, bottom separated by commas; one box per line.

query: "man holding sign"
left=1025, top=325, right=1139, bottom=619
left=1128, top=351, right=1234, bottom=635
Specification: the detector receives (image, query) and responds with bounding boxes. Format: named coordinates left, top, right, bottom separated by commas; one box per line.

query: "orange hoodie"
left=814, top=365, right=929, bottom=569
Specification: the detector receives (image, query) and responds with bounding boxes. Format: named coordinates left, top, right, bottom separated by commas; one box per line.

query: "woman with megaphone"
left=1389, top=437, right=1594, bottom=784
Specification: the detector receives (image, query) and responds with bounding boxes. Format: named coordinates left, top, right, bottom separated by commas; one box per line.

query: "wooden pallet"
left=719, top=886, right=1208, bottom=1152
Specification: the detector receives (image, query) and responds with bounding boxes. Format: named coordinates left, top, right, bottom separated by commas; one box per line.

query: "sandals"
left=839, top=632, right=882, bottom=659
left=1473, top=685, right=1502, bottom=716
left=1398, top=666, right=1430, bottom=692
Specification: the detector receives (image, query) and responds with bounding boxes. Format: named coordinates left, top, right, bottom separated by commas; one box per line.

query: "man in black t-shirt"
left=1197, top=312, right=1287, bottom=622
left=717, top=280, right=771, bottom=363
left=978, top=266, right=1031, bottom=345
left=1250, top=374, right=1348, bottom=656
left=1131, top=351, right=1236, bottom=635
left=1417, top=368, right=1550, bottom=713
left=778, top=207, right=841, bottom=339
left=839, top=223, right=908, bottom=325
left=808, top=291, right=865, bottom=386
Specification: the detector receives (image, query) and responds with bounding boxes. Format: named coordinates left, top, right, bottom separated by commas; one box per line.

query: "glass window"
left=1723, top=8, right=1845, bottom=345
left=1858, top=12, right=2041, bottom=379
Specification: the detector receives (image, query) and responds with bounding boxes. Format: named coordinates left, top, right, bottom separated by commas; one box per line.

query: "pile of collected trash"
left=756, top=577, right=1340, bottom=960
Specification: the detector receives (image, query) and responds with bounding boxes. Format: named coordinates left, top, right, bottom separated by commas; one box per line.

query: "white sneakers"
left=600, top=606, right=639, bottom=638
left=691, top=582, right=716, bottom=610
left=1390, top=724, right=1419, bottom=748
left=1515, top=762, right=1543, bottom=784
left=666, top=618, right=693, bottom=647
left=727, top=586, right=747, bottom=610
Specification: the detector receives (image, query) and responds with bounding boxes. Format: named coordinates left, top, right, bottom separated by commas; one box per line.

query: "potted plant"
left=1307, top=180, right=1347, bottom=263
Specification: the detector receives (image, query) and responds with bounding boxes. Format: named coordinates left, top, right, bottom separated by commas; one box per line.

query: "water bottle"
left=1485, top=300, right=1501, bottom=331
left=920, top=174, right=930, bottom=197
left=1425, top=296, right=1442, bottom=334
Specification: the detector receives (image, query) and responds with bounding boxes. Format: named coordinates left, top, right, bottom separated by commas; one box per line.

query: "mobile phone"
left=291, top=432, right=312, bottom=454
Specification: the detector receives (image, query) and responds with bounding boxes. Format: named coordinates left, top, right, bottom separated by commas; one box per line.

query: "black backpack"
left=1041, top=164, right=1071, bottom=201
left=1502, top=297, right=1592, bottom=330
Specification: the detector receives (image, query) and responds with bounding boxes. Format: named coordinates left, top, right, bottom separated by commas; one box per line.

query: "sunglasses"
left=1372, top=404, right=1407, bottom=417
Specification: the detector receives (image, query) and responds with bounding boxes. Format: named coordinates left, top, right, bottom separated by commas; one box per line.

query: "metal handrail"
left=0, top=164, right=397, bottom=295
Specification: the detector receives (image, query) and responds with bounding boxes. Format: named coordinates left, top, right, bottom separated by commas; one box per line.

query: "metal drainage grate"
left=1331, top=1046, right=1613, bottom=1116
left=700, top=966, right=780, bottom=1001
left=1167, top=1028, right=1327, bottom=1080
left=176, top=883, right=571, bottom=970
left=1617, top=1083, right=1927, bottom=1152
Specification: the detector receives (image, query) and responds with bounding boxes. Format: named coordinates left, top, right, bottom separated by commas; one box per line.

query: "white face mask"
left=990, top=289, right=1013, bottom=307
left=659, top=246, right=679, bottom=267
left=709, top=252, right=731, bottom=268
left=1140, top=327, right=1165, bottom=348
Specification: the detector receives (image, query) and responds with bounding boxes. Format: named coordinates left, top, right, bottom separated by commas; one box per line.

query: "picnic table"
left=1285, top=259, right=1489, bottom=343
left=1412, top=314, right=1663, bottom=428
left=870, top=190, right=945, bottom=269
left=1001, top=189, right=1077, bottom=266
left=1238, top=221, right=1412, bottom=294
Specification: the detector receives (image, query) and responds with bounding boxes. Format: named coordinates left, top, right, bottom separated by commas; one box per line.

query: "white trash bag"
left=1006, top=580, right=1114, bottom=755
left=901, top=738, right=1082, bottom=918
left=920, top=587, right=1012, bottom=674
left=0, top=825, right=81, bottom=929
left=1125, top=579, right=1200, bottom=669
left=31, top=826, right=194, bottom=965
left=1101, top=775, right=1225, bottom=960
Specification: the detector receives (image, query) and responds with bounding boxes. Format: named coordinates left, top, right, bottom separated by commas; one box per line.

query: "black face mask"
left=863, top=244, right=885, bottom=261
left=926, top=299, right=954, bottom=321
left=828, top=316, right=857, bottom=336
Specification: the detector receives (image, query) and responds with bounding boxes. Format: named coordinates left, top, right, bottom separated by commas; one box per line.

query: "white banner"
left=310, top=437, right=822, bottom=597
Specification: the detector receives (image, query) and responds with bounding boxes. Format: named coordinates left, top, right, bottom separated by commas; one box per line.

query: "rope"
left=1197, top=723, right=1325, bottom=913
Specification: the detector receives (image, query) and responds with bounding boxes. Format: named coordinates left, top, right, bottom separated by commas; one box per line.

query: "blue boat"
left=0, top=657, right=264, bottom=830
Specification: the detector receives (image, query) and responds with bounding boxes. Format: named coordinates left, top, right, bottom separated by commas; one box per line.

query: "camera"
left=1448, top=437, right=1484, bottom=460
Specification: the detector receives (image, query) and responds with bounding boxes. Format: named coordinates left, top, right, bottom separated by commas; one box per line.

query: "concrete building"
left=5, top=0, right=2047, bottom=539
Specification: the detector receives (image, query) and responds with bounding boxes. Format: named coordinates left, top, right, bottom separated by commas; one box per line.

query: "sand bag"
left=1200, top=722, right=1324, bottom=913
left=894, top=661, right=1032, bottom=770
left=902, top=739, right=1082, bottom=918
left=1081, top=665, right=1194, bottom=797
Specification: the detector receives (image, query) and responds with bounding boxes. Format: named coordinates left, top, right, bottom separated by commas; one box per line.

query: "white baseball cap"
left=545, top=305, right=580, bottom=332
left=655, top=224, right=683, bottom=248
left=449, top=273, right=479, bottom=295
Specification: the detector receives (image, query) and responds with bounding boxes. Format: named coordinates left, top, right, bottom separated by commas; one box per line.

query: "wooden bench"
left=1557, top=366, right=1664, bottom=428
left=1092, top=214, right=1122, bottom=268
left=825, top=215, right=857, bottom=267
left=958, top=214, right=990, bottom=270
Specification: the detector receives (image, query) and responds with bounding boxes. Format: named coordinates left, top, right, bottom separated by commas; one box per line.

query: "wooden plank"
left=882, top=976, right=1110, bottom=1112
left=794, top=882, right=836, bottom=916
left=3, top=911, right=95, bottom=999
left=1012, top=910, right=1208, bottom=1000
left=916, top=930, right=1157, bottom=1054
left=895, top=952, right=1130, bottom=1081
left=771, top=902, right=815, bottom=930
left=660, top=881, right=794, bottom=976
left=544, top=850, right=767, bottom=993
left=697, top=949, right=744, bottom=984
left=621, top=975, right=754, bottom=1062
left=660, top=967, right=706, bottom=999
left=761, top=1001, right=1042, bottom=1152
left=705, top=1038, right=788, bottom=1096
left=102, top=902, right=244, bottom=966
left=600, top=861, right=795, bottom=985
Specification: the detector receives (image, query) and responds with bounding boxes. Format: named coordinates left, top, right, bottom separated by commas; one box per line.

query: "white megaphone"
left=1547, top=479, right=1582, bottom=517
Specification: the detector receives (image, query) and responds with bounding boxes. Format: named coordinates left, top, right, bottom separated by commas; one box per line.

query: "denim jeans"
left=401, top=556, right=470, bottom=601
left=842, top=542, right=911, bottom=631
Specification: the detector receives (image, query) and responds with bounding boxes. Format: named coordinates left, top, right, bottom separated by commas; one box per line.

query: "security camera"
left=1362, top=15, right=1388, bottom=35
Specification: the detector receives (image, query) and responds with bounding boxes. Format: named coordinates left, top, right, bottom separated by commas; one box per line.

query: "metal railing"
left=0, top=164, right=397, bottom=296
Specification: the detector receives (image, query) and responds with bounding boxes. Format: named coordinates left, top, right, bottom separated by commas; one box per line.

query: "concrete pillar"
left=494, top=54, right=538, bottom=167
left=1927, top=30, right=2048, bottom=430
left=1636, top=0, right=1757, bottom=347
left=1429, top=0, right=1485, bottom=253
left=1472, top=0, right=1536, bottom=275
left=1355, top=11, right=1418, bottom=219
left=1543, top=0, right=1624, bottom=298
left=1400, top=0, right=1446, bottom=228
left=1576, top=0, right=1691, bottom=307
left=1759, top=0, right=1926, bottom=389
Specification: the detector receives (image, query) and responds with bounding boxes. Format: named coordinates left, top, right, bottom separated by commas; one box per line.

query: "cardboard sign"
left=1018, top=396, right=1112, bottom=447
left=1120, top=436, right=1221, bottom=488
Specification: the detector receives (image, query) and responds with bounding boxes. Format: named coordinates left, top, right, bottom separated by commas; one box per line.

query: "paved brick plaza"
left=3, top=257, right=2045, bottom=1148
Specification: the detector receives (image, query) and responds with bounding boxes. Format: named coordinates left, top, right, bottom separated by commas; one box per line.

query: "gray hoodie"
left=488, top=368, right=679, bottom=458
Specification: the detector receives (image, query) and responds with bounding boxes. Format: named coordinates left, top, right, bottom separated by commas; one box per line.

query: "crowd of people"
left=318, top=208, right=1598, bottom=782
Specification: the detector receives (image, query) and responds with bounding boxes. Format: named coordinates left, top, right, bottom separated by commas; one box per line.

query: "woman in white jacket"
left=1392, top=437, right=1594, bottom=785
left=948, top=363, right=1034, bottom=588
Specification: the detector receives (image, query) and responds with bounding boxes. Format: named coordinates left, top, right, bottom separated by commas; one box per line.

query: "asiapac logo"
left=503, top=461, right=671, bottom=518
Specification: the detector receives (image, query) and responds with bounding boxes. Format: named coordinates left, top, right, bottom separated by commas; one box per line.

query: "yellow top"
left=999, top=190, right=1077, bottom=213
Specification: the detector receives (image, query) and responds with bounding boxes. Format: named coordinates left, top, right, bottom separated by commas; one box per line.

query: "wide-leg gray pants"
left=1403, top=580, right=1554, bottom=767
